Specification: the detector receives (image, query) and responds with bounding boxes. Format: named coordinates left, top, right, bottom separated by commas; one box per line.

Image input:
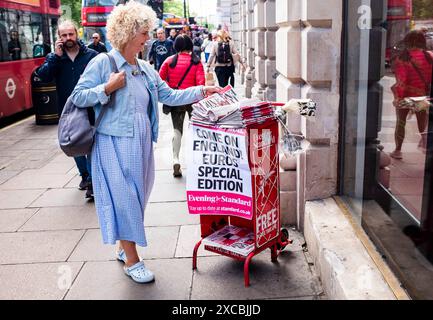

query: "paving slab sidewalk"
left=0, top=77, right=326, bottom=300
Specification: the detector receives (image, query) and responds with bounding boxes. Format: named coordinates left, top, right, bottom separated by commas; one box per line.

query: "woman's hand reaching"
left=202, top=86, right=222, bottom=97
left=104, top=71, right=126, bottom=96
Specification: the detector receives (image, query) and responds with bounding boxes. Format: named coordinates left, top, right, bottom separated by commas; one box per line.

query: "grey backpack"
left=58, top=52, right=118, bottom=157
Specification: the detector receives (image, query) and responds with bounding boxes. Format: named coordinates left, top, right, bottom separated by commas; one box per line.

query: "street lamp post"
left=183, top=0, right=186, bottom=19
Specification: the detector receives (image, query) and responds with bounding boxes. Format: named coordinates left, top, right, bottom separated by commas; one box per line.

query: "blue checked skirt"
left=91, top=72, right=154, bottom=247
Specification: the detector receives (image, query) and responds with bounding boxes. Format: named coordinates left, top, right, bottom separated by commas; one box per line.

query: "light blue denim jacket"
left=70, top=49, right=204, bottom=142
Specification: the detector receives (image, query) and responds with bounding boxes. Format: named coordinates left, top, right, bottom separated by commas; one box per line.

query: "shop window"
left=340, top=0, right=433, bottom=299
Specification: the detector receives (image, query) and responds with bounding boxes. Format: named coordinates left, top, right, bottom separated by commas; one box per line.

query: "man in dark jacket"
left=148, top=28, right=175, bottom=71
left=168, top=28, right=177, bottom=42
left=8, top=31, right=21, bottom=60
left=87, top=33, right=108, bottom=54
left=37, top=19, right=98, bottom=199
left=192, top=33, right=203, bottom=59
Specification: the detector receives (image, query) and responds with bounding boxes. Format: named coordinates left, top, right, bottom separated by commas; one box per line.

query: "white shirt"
left=202, top=39, right=214, bottom=54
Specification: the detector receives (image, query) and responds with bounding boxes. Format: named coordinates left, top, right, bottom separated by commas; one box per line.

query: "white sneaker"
left=123, top=261, right=155, bottom=283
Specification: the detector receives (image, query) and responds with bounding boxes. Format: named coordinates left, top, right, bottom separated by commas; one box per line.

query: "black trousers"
left=215, top=66, right=235, bottom=88
left=170, top=106, right=193, bottom=135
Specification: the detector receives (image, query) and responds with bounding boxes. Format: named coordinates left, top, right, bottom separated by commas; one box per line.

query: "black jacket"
left=88, top=42, right=108, bottom=54
left=8, top=39, right=21, bottom=60
left=37, top=40, right=98, bottom=115
left=147, top=39, right=175, bottom=71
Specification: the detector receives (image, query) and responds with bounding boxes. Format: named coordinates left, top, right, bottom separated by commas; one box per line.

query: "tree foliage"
left=164, top=0, right=190, bottom=18
left=60, top=0, right=82, bottom=24
left=413, top=0, right=433, bottom=20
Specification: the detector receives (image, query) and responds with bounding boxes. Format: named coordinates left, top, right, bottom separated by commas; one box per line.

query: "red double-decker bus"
left=81, top=0, right=115, bottom=49
left=81, top=0, right=163, bottom=50
left=386, top=0, right=413, bottom=64
left=0, top=0, right=61, bottom=120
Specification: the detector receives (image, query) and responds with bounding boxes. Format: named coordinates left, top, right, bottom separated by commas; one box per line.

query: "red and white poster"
left=186, top=124, right=254, bottom=220
left=249, top=124, right=280, bottom=248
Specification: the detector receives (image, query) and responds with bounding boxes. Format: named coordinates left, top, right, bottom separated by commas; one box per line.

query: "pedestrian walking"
left=87, top=33, right=108, bottom=54
left=201, top=33, right=214, bottom=63
left=168, top=28, right=177, bottom=42
left=70, top=1, right=219, bottom=284
left=390, top=30, right=433, bottom=159
left=192, top=33, right=203, bottom=60
left=147, top=27, right=175, bottom=71
left=159, top=34, right=205, bottom=177
left=421, top=27, right=433, bottom=51
left=37, top=19, right=98, bottom=199
left=207, top=30, right=240, bottom=88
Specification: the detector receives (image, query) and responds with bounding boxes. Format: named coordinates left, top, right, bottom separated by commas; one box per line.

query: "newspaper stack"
left=191, top=85, right=277, bottom=128
left=202, top=224, right=255, bottom=257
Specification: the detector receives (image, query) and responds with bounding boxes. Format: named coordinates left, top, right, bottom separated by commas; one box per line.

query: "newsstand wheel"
left=276, top=228, right=289, bottom=250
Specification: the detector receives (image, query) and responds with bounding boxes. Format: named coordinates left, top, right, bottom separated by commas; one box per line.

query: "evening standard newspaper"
left=201, top=224, right=255, bottom=257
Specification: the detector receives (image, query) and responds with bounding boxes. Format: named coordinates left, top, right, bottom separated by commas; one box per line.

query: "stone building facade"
left=231, top=0, right=342, bottom=230
left=227, top=0, right=428, bottom=300
left=216, top=0, right=233, bottom=29
left=228, top=1, right=402, bottom=299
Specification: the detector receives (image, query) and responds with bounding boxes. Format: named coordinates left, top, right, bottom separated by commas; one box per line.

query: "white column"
left=251, top=0, right=277, bottom=101
left=244, top=0, right=255, bottom=98
left=275, top=0, right=343, bottom=229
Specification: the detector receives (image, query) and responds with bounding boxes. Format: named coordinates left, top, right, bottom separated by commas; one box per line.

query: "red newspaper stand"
left=189, top=116, right=292, bottom=287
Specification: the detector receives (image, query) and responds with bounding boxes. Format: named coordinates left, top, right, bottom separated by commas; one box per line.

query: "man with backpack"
left=37, top=19, right=98, bottom=199
left=206, top=30, right=240, bottom=87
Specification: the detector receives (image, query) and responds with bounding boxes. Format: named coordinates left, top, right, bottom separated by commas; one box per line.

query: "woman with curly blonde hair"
left=70, top=1, right=219, bottom=283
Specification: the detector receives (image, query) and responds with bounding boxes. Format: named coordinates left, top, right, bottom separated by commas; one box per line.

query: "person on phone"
left=37, top=19, right=98, bottom=198
left=159, top=34, right=205, bottom=177
left=69, top=1, right=220, bottom=284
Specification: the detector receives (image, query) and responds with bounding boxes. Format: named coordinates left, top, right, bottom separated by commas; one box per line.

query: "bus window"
left=0, top=9, right=19, bottom=61
left=5, top=10, right=21, bottom=60
left=18, top=13, right=43, bottom=59
left=0, top=10, right=10, bottom=62
left=1, top=9, right=43, bottom=61
left=49, top=18, right=58, bottom=53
